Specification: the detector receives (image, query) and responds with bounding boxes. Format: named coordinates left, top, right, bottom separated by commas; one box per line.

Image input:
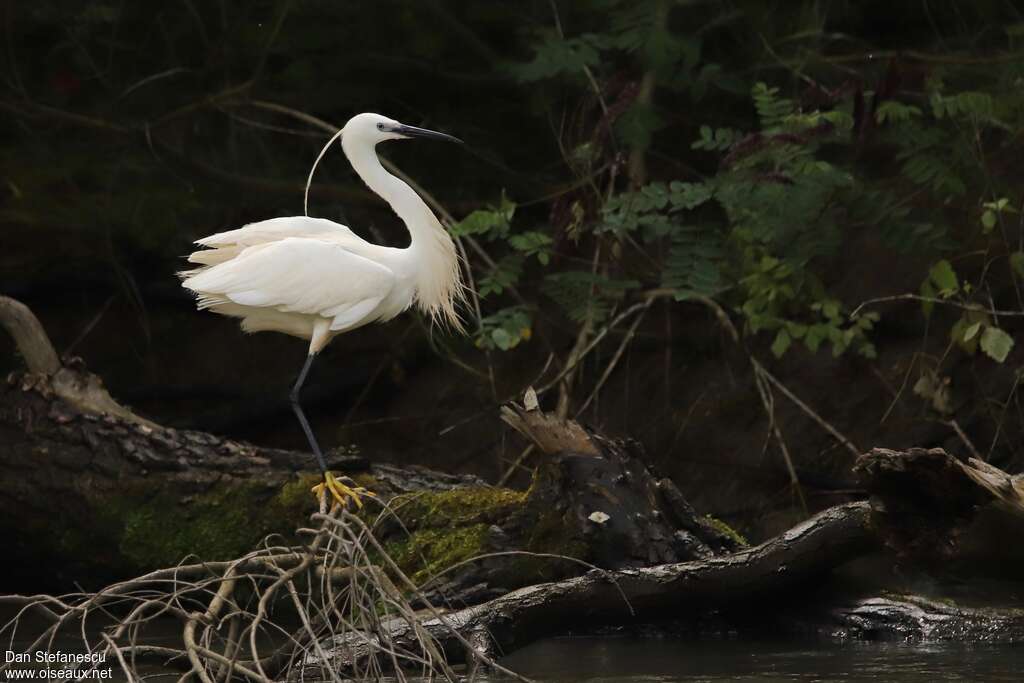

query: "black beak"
left=389, top=123, right=463, bottom=145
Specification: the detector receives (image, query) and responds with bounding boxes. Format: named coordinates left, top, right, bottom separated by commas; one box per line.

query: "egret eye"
left=377, top=123, right=385, bottom=131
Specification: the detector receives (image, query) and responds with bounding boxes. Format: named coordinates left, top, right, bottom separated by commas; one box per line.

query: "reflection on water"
left=492, top=636, right=1023, bottom=682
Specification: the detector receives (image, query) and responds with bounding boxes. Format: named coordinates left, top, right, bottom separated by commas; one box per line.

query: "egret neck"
left=340, top=134, right=464, bottom=331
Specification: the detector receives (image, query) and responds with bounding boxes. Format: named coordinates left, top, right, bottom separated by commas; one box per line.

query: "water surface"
left=4, top=605, right=1020, bottom=682
left=493, top=635, right=1022, bottom=682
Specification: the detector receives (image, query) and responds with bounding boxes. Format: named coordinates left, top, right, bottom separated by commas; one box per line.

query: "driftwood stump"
left=855, top=446, right=1024, bottom=576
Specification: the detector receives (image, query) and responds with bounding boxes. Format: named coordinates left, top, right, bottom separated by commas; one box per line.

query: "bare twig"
left=749, top=357, right=862, bottom=459
left=752, top=363, right=809, bottom=517
left=850, top=294, right=1024, bottom=319
left=0, top=505, right=513, bottom=683
left=575, top=298, right=653, bottom=417
left=946, top=419, right=983, bottom=460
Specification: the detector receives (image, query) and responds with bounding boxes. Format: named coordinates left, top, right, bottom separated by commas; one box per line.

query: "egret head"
left=342, top=113, right=463, bottom=146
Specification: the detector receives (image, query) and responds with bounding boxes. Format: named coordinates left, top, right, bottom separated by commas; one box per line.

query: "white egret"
left=180, top=112, right=468, bottom=507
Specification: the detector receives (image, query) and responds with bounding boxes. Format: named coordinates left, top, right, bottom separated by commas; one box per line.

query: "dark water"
left=493, top=636, right=1023, bottom=682
left=4, top=605, right=1020, bottom=682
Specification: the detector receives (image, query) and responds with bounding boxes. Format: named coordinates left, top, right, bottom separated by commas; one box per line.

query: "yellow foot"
left=311, top=471, right=375, bottom=510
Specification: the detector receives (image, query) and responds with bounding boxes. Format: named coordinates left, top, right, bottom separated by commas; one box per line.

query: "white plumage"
left=178, top=112, right=468, bottom=507
left=181, top=113, right=466, bottom=355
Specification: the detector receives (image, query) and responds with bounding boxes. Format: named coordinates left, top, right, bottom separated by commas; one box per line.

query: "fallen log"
left=305, top=501, right=876, bottom=672
left=855, top=446, right=1024, bottom=575
left=825, top=594, right=1024, bottom=642
left=0, top=295, right=483, bottom=587
left=305, top=448, right=1024, bottom=674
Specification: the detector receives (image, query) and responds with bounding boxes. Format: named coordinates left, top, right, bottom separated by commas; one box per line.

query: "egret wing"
left=188, top=217, right=361, bottom=267
left=197, top=216, right=358, bottom=247
left=182, top=237, right=395, bottom=330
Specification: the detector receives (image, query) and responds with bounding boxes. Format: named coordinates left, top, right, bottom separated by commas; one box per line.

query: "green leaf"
left=928, top=260, right=959, bottom=297
left=510, top=33, right=607, bottom=82
left=771, top=328, right=792, bottom=358
left=478, top=255, right=524, bottom=298
left=962, top=321, right=982, bottom=342
left=668, top=181, right=713, bottom=209
left=452, top=209, right=507, bottom=238
left=508, top=231, right=553, bottom=263
left=1009, top=252, right=1024, bottom=278
left=920, top=279, right=936, bottom=318
left=786, top=323, right=807, bottom=339
left=981, top=210, right=997, bottom=233
left=452, top=197, right=516, bottom=239
left=805, top=326, right=826, bottom=352
left=616, top=103, right=664, bottom=149
left=491, top=328, right=513, bottom=350
left=875, top=101, right=922, bottom=124
left=980, top=326, right=1014, bottom=363
left=476, top=307, right=532, bottom=351
left=542, top=272, right=639, bottom=324
left=951, top=316, right=979, bottom=354
left=822, top=301, right=840, bottom=321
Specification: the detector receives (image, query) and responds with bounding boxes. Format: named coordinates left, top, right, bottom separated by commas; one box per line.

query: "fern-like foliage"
left=661, top=225, right=726, bottom=300
left=751, top=82, right=795, bottom=130
left=542, top=271, right=639, bottom=324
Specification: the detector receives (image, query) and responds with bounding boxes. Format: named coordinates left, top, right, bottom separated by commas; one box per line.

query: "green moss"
left=702, top=515, right=749, bottom=547
left=118, top=480, right=313, bottom=568
left=381, top=483, right=588, bottom=587
left=81, top=476, right=319, bottom=571
left=501, top=500, right=587, bottom=583
left=386, top=523, right=492, bottom=584
left=351, top=473, right=381, bottom=491
left=272, top=474, right=322, bottom=515
left=381, top=487, right=529, bottom=583
left=389, top=487, right=527, bottom=529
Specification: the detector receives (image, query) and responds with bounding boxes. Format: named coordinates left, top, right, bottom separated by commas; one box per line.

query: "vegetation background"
left=3, top=0, right=1023, bottom=543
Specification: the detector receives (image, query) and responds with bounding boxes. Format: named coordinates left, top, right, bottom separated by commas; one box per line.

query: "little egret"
left=180, top=112, right=467, bottom=507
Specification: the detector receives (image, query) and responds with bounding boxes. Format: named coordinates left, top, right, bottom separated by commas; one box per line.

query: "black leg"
left=289, top=353, right=329, bottom=476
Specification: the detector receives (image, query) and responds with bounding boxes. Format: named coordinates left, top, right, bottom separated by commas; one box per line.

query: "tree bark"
left=824, top=594, right=1024, bottom=642
left=304, top=502, right=876, bottom=673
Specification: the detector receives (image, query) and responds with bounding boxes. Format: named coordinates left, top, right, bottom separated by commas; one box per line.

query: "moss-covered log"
left=0, top=368, right=487, bottom=588
left=0, top=370, right=705, bottom=593
left=0, top=295, right=493, bottom=587
left=1, top=355, right=732, bottom=594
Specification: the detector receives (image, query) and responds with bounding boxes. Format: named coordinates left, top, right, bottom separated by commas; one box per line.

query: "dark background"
left=3, top=1, right=1023, bottom=540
